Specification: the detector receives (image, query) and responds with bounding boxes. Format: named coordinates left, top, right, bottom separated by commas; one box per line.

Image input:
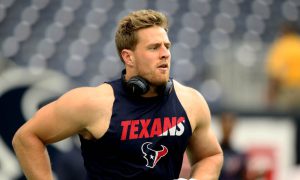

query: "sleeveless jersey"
left=80, top=79, right=192, bottom=180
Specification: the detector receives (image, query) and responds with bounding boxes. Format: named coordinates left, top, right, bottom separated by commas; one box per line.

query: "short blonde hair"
left=115, top=9, right=169, bottom=63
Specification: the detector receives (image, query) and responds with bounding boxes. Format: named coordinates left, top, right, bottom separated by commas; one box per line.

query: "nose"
left=160, top=45, right=170, bottom=60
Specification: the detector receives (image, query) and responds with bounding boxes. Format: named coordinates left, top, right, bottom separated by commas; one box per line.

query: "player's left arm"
left=186, top=89, right=223, bottom=180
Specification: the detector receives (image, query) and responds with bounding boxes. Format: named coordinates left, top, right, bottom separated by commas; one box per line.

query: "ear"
left=121, top=49, right=134, bottom=66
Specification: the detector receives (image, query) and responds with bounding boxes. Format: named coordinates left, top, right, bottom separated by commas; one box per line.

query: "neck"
left=141, top=86, right=161, bottom=97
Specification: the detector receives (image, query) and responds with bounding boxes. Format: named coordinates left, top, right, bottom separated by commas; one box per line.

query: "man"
left=265, top=22, right=300, bottom=165
left=265, top=22, right=300, bottom=112
left=12, top=9, right=223, bottom=179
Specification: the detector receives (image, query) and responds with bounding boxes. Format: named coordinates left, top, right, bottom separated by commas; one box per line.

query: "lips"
left=158, top=64, right=168, bottom=68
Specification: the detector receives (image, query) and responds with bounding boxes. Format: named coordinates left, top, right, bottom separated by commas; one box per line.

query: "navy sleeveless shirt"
left=80, top=79, right=192, bottom=180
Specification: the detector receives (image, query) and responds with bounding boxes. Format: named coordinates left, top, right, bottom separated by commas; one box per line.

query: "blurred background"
left=1, top=0, right=300, bottom=179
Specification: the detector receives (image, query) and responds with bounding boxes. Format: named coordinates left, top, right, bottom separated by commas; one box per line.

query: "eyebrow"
left=147, top=42, right=171, bottom=47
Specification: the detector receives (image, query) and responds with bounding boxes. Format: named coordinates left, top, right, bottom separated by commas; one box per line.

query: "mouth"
left=157, top=64, right=169, bottom=69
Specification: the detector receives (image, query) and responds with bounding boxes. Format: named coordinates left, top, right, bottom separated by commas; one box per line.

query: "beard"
left=149, top=78, right=168, bottom=87
left=136, top=66, right=170, bottom=86
left=145, top=72, right=169, bottom=86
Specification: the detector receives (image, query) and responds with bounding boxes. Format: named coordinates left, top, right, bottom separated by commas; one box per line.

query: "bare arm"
left=12, top=84, right=113, bottom=180
left=187, top=91, right=223, bottom=179
left=175, top=82, right=223, bottom=180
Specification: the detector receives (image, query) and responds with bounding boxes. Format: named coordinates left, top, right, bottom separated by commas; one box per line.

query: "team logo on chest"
left=141, top=142, right=168, bottom=168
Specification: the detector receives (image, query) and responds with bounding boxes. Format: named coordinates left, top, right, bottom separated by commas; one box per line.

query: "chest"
left=79, top=88, right=193, bottom=176
left=104, top=95, right=191, bottom=152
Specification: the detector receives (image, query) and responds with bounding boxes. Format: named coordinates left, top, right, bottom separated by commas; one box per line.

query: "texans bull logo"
left=141, top=142, right=168, bottom=168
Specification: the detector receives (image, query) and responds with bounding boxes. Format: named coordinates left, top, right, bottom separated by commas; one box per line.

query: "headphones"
left=121, top=69, right=173, bottom=96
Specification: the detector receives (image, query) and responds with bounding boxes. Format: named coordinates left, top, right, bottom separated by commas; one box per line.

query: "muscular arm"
left=175, top=81, right=223, bottom=179
left=187, top=92, right=223, bottom=179
left=12, top=84, right=113, bottom=180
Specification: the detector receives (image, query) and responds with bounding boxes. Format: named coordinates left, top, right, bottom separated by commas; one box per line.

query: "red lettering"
left=129, top=120, right=139, bottom=139
left=172, top=117, right=177, bottom=126
left=139, top=119, right=150, bottom=138
left=121, top=120, right=131, bottom=140
left=163, top=117, right=172, bottom=133
left=121, top=116, right=185, bottom=140
left=150, top=118, right=162, bottom=137
left=177, top=116, right=185, bottom=123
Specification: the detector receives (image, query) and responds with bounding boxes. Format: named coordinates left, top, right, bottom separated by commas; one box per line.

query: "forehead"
left=136, top=26, right=170, bottom=45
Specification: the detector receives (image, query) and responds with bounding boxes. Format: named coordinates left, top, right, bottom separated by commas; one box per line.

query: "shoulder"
left=173, top=80, right=211, bottom=130
left=56, top=83, right=114, bottom=108
left=53, top=83, right=114, bottom=122
left=173, top=80, right=207, bottom=107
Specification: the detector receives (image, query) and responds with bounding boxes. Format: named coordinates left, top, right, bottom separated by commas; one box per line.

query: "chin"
left=152, top=78, right=169, bottom=86
left=145, top=72, right=169, bottom=86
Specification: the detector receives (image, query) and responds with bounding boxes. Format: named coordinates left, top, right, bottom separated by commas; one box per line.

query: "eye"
left=165, top=43, right=171, bottom=50
left=149, top=45, right=159, bottom=50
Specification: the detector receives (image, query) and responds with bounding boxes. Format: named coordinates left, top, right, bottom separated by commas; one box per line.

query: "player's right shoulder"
left=55, top=83, right=114, bottom=112
left=48, top=83, right=114, bottom=128
left=63, top=83, right=112, bottom=99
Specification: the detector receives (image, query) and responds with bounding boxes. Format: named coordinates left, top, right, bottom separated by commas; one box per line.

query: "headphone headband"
left=121, top=69, right=173, bottom=96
